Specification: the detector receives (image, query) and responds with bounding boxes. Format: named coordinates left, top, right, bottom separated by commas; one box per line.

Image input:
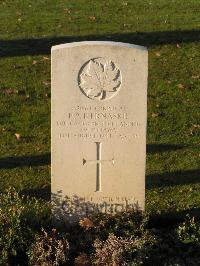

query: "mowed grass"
left=0, top=0, right=199, bottom=221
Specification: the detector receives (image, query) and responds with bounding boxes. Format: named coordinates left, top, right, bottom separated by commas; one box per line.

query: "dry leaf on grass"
left=155, top=52, right=161, bottom=57
left=43, top=56, right=50, bottom=61
left=151, top=113, right=159, bottom=118
left=177, top=83, right=185, bottom=89
left=42, top=81, right=50, bottom=86
left=3, top=88, right=13, bottom=94
left=15, top=133, right=21, bottom=140
left=189, top=124, right=200, bottom=135
left=64, top=8, right=71, bottom=14
left=89, top=16, right=96, bottom=21
left=192, top=75, right=199, bottom=79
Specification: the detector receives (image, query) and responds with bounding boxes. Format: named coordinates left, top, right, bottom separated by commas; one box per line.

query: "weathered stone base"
left=52, top=191, right=142, bottom=225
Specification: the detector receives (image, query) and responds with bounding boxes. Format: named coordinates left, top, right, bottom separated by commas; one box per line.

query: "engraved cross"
left=83, top=142, right=114, bottom=192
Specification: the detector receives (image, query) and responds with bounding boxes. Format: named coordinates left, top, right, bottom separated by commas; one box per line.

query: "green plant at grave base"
left=68, top=210, right=148, bottom=261
left=0, top=187, right=51, bottom=264
left=0, top=188, right=200, bottom=265
left=90, top=211, right=149, bottom=238
left=27, top=229, right=69, bottom=266
left=75, top=211, right=200, bottom=265
left=91, top=232, right=156, bottom=266
left=0, top=188, right=26, bottom=264
left=176, top=214, right=200, bottom=244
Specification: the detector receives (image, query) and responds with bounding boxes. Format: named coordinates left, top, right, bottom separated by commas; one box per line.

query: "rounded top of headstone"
left=51, top=41, right=147, bottom=51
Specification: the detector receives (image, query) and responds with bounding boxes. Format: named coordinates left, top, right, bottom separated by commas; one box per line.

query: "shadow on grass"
left=0, top=29, right=199, bottom=57
left=147, top=143, right=184, bottom=153
left=20, top=186, right=51, bottom=201
left=0, top=153, right=50, bottom=169
left=148, top=207, right=200, bottom=228
left=147, top=169, right=200, bottom=188
left=0, top=144, right=187, bottom=169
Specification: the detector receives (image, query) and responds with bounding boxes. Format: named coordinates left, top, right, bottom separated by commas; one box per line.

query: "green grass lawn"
left=0, top=0, right=200, bottom=222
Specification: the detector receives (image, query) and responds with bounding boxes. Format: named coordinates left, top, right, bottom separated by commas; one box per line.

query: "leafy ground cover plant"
left=28, top=229, right=69, bottom=266
left=0, top=188, right=26, bottom=264
left=0, top=187, right=51, bottom=265
left=0, top=188, right=200, bottom=265
left=92, top=232, right=156, bottom=266
left=176, top=214, right=200, bottom=244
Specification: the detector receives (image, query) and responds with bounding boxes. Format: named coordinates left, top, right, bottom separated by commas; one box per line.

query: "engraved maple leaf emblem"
left=79, top=58, right=122, bottom=100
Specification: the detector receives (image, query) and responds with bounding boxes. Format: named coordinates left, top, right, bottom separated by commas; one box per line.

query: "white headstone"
left=51, top=41, right=148, bottom=221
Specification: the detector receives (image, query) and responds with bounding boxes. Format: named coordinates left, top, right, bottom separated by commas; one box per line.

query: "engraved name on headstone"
left=51, top=41, right=148, bottom=221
